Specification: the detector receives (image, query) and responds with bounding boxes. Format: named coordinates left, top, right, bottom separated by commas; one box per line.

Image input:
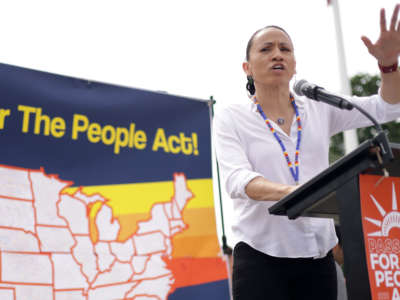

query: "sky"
left=1, top=0, right=398, bottom=246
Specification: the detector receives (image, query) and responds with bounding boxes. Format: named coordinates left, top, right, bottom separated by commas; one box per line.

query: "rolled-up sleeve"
left=213, top=108, right=262, bottom=200
left=328, top=92, right=400, bottom=136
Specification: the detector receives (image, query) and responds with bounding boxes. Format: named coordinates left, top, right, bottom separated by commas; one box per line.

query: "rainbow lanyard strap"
left=253, top=94, right=302, bottom=185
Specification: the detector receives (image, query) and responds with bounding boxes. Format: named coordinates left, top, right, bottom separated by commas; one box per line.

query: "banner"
left=0, top=63, right=229, bottom=300
left=360, top=174, right=400, bottom=300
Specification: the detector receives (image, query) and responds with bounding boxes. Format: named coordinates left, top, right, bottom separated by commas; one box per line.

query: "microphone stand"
left=336, top=97, right=394, bottom=171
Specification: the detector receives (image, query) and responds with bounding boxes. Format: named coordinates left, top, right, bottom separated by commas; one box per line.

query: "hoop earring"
left=246, top=76, right=255, bottom=95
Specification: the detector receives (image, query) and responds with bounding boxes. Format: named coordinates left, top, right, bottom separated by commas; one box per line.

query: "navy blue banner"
left=169, top=279, right=230, bottom=300
left=0, top=63, right=212, bottom=186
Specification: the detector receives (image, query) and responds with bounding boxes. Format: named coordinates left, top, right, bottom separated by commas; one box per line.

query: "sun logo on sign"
left=365, top=183, right=400, bottom=237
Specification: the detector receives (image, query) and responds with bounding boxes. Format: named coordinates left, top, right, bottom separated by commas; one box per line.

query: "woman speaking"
left=214, top=5, right=400, bottom=300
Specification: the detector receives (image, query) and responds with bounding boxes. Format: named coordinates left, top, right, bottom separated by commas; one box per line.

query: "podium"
left=269, top=134, right=400, bottom=300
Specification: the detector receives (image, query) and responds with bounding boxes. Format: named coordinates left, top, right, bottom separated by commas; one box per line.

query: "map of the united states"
left=0, top=165, right=193, bottom=300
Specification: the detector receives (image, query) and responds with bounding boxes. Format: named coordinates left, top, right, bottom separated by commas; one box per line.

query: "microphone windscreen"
left=293, top=79, right=308, bottom=96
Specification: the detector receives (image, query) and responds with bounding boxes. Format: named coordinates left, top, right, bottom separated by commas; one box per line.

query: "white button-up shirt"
left=214, top=93, right=400, bottom=258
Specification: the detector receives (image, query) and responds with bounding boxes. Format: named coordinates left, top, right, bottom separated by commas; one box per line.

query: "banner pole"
left=210, top=96, right=233, bottom=299
left=209, top=96, right=232, bottom=256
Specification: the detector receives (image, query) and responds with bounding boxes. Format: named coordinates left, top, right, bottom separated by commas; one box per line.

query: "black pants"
left=232, top=242, right=337, bottom=300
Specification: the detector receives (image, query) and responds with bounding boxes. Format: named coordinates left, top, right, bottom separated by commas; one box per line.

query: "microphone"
left=293, top=79, right=354, bottom=110
left=294, top=79, right=393, bottom=165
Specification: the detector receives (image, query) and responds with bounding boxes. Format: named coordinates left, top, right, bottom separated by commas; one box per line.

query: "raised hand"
left=361, top=4, right=400, bottom=67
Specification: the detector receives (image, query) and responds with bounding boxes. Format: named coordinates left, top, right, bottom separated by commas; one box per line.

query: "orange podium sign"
left=360, top=174, right=400, bottom=300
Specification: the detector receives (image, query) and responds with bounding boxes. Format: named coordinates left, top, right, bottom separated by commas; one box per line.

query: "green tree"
left=329, top=73, right=400, bottom=163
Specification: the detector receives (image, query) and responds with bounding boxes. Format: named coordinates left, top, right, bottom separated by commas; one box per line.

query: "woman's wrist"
left=378, top=61, right=398, bottom=73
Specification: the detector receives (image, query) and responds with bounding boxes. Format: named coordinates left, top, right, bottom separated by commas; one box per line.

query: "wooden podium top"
left=269, top=138, right=400, bottom=222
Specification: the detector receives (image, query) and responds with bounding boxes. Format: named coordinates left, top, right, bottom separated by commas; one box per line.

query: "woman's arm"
left=245, top=176, right=297, bottom=201
left=214, top=108, right=297, bottom=202
left=380, top=66, right=400, bottom=104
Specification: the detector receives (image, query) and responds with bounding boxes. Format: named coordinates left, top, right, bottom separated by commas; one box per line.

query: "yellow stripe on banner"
left=187, top=178, right=214, bottom=209
left=63, top=178, right=218, bottom=248
left=63, top=178, right=214, bottom=215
